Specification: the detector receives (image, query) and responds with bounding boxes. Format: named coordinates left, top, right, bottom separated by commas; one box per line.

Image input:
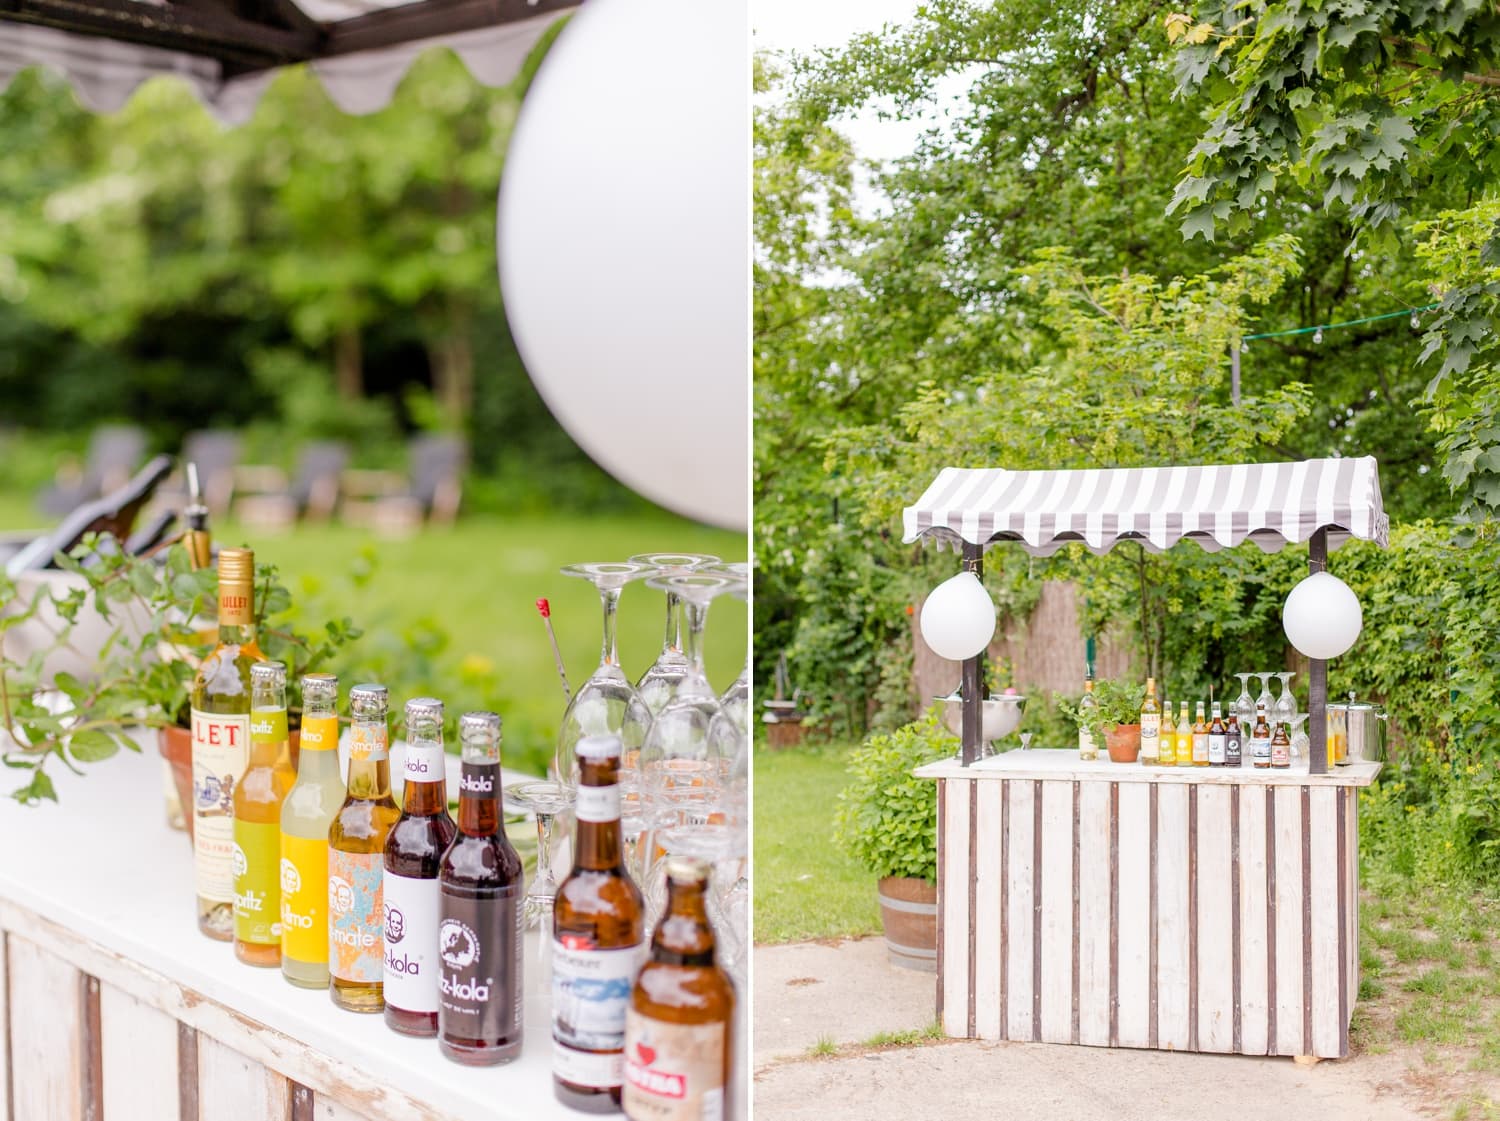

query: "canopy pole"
left=961, top=542, right=984, bottom=767
left=1308, top=530, right=1328, bottom=775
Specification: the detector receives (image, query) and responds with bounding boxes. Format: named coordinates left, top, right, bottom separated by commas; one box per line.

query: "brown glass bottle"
left=623, top=856, right=734, bottom=1121
left=383, top=698, right=457, bottom=1037
left=554, top=735, right=645, bottom=1113
left=439, top=711, right=525, bottom=1065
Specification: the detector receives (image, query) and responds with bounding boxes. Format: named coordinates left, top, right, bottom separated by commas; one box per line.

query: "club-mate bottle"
left=1139, top=678, right=1161, bottom=766
left=1192, top=701, right=1210, bottom=767
left=383, top=698, right=457, bottom=1037
left=439, top=711, right=525, bottom=1064
left=1157, top=695, right=1176, bottom=766
left=191, top=546, right=264, bottom=940
left=233, top=661, right=295, bottom=966
left=554, top=734, right=645, bottom=1112
left=1077, top=673, right=1099, bottom=762
left=329, top=684, right=400, bottom=1012
left=1207, top=703, right=1227, bottom=767
left=1175, top=702, right=1194, bottom=768
left=623, top=856, right=734, bottom=1121
left=280, top=673, right=346, bottom=988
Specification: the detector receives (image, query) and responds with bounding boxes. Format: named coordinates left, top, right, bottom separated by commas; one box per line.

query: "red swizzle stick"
left=536, top=598, right=572, bottom=704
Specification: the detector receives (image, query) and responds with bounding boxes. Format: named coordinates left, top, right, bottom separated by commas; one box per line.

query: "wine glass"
left=555, top=562, right=654, bottom=792
left=1274, top=671, right=1297, bottom=730
left=1288, top=712, right=1310, bottom=762
left=1255, top=672, right=1275, bottom=719
left=628, top=553, right=721, bottom=716
left=1233, top=673, right=1255, bottom=729
left=503, top=779, right=574, bottom=982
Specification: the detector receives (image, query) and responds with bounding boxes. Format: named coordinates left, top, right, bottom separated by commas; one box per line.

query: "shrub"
left=832, top=707, right=955, bottom=882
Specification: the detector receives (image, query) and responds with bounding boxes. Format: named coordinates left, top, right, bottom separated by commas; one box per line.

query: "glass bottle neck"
left=403, top=779, right=447, bottom=815
left=574, top=816, right=623, bottom=871
left=458, top=794, right=500, bottom=837
left=217, top=620, right=256, bottom=648
left=652, top=880, right=715, bottom=966
left=296, top=746, right=342, bottom=783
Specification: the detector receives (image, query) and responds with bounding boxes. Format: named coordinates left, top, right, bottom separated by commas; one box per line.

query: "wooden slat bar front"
left=915, top=752, right=1380, bottom=1059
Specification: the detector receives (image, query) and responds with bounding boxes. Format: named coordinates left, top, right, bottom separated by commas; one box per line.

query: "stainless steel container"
left=1327, top=692, right=1386, bottom=763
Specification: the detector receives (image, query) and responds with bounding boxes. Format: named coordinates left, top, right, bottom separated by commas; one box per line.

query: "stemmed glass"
left=1274, top=671, right=1297, bottom=730
left=503, top=778, right=575, bottom=982
left=1255, top=672, right=1275, bottom=721
left=1288, top=712, right=1310, bottom=762
left=1233, top=673, right=1255, bottom=729
left=628, top=553, right=721, bottom=716
left=555, top=562, right=655, bottom=792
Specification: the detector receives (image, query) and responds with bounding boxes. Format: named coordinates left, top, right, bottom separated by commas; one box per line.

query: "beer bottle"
left=329, top=684, right=400, bottom=1012
left=1250, top=701, right=1273, bottom=769
left=438, top=711, right=525, bottom=1065
left=191, top=547, right=265, bottom=940
left=554, top=735, right=645, bottom=1112
left=1271, top=719, right=1292, bottom=769
left=1224, top=710, right=1243, bottom=768
left=280, top=673, right=346, bottom=989
left=383, top=698, right=457, bottom=1037
left=623, top=856, right=734, bottom=1121
left=1207, top=703, right=1227, bottom=767
left=233, top=661, right=295, bottom=966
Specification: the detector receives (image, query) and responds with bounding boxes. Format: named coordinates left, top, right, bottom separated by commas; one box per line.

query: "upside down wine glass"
left=501, top=778, right=573, bottom=983
left=629, top=553, right=721, bottom=716
left=1274, top=671, right=1297, bottom=730
left=1255, top=672, right=1275, bottom=721
left=1233, top=673, right=1255, bottom=730
left=554, top=562, right=654, bottom=793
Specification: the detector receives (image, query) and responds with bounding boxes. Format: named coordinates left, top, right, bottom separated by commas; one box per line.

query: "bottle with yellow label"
left=191, top=547, right=265, bottom=940
left=234, top=661, right=295, bottom=967
left=279, top=673, right=346, bottom=989
left=1139, top=678, right=1161, bottom=766
left=1175, top=702, right=1194, bottom=768
left=1157, top=695, right=1176, bottom=766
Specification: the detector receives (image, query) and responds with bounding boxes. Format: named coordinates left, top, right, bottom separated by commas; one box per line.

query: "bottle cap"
left=664, top=854, right=710, bottom=884
left=250, top=661, right=286, bottom=688
left=350, top=683, right=388, bottom=719
left=404, top=697, right=444, bottom=727
left=301, top=672, right=338, bottom=705
left=576, top=734, right=622, bottom=762
left=460, top=711, right=501, bottom=742
left=217, top=547, right=254, bottom=587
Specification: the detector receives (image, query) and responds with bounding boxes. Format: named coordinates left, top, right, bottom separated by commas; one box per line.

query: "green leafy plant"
left=0, top=536, right=360, bottom=805
left=1057, top=678, right=1145, bottom=746
left=832, top=707, right=955, bottom=883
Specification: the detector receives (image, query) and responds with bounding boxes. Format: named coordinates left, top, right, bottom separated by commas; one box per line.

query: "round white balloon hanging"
left=496, top=0, right=749, bottom=531
left=1282, top=570, right=1363, bottom=660
left=920, top=571, right=997, bottom=662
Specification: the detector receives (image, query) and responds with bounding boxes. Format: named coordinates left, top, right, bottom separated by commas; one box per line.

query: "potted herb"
left=0, top=537, right=359, bottom=813
left=832, top=707, right=954, bottom=970
left=1058, top=679, right=1145, bottom=763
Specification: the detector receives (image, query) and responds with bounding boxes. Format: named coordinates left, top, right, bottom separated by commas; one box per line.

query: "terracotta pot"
left=160, top=724, right=301, bottom=843
left=1106, top=723, right=1142, bottom=764
left=877, top=875, right=937, bottom=972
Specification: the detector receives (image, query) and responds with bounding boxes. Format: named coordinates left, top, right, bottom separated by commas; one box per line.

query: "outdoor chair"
left=339, top=433, right=465, bottom=535
left=233, top=441, right=350, bottom=530
left=36, top=425, right=146, bottom=517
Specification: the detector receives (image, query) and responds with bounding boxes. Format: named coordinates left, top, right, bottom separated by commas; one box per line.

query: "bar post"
left=960, top=542, right=985, bottom=767
left=1308, top=529, right=1328, bottom=775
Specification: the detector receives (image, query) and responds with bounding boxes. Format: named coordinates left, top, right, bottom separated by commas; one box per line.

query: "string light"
left=1313, top=328, right=1323, bottom=344
left=1240, top=302, right=1440, bottom=346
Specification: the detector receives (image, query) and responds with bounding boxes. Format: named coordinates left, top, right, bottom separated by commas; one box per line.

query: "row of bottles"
left=1138, top=677, right=1290, bottom=768
left=187, top=547, right=733, bottom=1114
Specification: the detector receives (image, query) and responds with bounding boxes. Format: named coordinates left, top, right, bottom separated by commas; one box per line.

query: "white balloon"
left=920, top=571, right=997, bottom=662
left=1282, top=571, right=1364, bottom=660
left=497, top=0, right=749, bottom=531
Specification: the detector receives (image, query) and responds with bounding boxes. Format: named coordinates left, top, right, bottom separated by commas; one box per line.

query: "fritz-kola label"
left=233, top=820, right=282, bottom=945
left=403, top=741, right=444, bottom=783
left=280, top=834, right=328, bottom=964
left=383, top=871, right=442, bottom=1014
left=459, top=762, right=499, bottom=799
left=439, top=890, right=522, bottom=1042
left=623, top=1012, right=726, bottom=1121
left=552, top=938, right=645, bottom=1089
left=328, top=849, right=384, bottom=982
left=191, top=709, right=251, bottom=902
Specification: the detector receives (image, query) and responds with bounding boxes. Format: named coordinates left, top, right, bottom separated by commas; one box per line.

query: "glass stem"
left=599, top=586, right=622, bottom=668
left=534, top=811, right=556, bottom=893
left=662, top=591, right=680, bottom=655
left=684, top=599, right=710, bottom=679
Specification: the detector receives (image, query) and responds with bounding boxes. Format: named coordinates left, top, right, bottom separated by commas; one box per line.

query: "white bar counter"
left=915, top=748, right=1381, bottom=1059
left=0, top=742, right=590, bottom=1121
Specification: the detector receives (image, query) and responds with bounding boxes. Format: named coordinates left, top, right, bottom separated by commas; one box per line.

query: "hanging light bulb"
left=1411, top=312, right=1421, bottom=329
left=1313, top=327, right=1324, bottom=344
left=1240, top=340, right=1249, bottom=354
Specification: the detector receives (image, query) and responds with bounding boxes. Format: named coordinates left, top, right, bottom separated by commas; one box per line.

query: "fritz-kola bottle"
left=554, top=735, right=645, bottom=1112
left=233, top=661, right=295, bottom=966
left=623, top=856, right=734, bottom=1121
left=1225, top=709, right=1243, bottom=768
left=280, top=673, right=346, bottom=989
left=191, top=547, right=265, bottom=940
left=383, top=698, right=457, bottom=1037
left=439, top=711, right=525, bottom=1065
left=329, top=684, right=400, bottom=1012
left=1139, top=678, right=1161, bottom=765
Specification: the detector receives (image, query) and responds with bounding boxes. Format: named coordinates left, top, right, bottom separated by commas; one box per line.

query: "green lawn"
left=2, top=493, right=746, bottom=776
left=754, top=743, right=881, bottom=943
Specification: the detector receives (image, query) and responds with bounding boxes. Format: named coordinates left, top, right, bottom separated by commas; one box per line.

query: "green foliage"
left=833, top=708, right=955, bottom=882
left=1058, top=678, right=1144, bottom=744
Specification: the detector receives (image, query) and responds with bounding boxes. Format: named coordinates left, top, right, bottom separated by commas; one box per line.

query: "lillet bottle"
left=623, top=855, right=735, bottom=1121
left=328, top=684, right=400, bottom=1012
left=280, top=673, right=346, bottom=989
left=554, top=734, right=645, bottom=1112
left=191, top=546, right=265, bottom=941
left=383, top=698, right=457, bottom=1037
left=439, top=711, right=525, bottom=1065
left=233, top=661, right=295, bottom=966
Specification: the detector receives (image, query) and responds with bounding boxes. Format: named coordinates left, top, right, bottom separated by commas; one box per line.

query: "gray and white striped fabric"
left=901, top=457, right=1389, bottom=555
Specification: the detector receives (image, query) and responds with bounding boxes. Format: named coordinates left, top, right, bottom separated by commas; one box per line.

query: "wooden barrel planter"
left=877, top=875, right=938, bottom=972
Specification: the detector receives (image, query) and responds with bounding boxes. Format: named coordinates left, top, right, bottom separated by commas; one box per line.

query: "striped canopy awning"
left=901, top=457, right=1389, bottom=556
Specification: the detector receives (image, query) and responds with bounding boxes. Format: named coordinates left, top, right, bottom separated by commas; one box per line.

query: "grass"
left=753, top=742, right=881, bottom=943
left=1, top=493, right=746, bottom=775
